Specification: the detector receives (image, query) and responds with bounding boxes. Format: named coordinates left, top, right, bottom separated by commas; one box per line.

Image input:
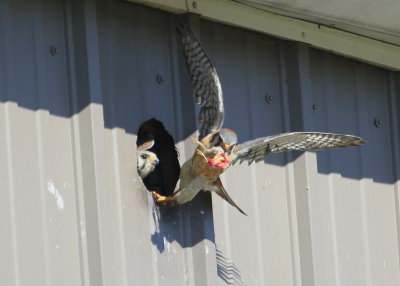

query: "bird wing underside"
left=177, top=23, right=224, bottom=140
left=232, top=132, right=366, bottom=166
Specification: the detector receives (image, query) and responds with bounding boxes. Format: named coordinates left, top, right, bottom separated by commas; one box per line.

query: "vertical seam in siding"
left=387, top=72, right=400, bottom=278
left=111, top=132, right=129, bottom=286
left=168, top=14, right=190, bottom=286
left=322, top=55, right=341, bottom=286
left=178, top=15, right=201, bottom=286
left=136, top=7, right=149, bottom=118
left=245, top=31, right=266, bottom=286
left=35, top=114, right=52, bottom=286
left=298, top=46, right=318, bottom=286
left=77, top=0, right=107, bottom=284
left=64, top=0, right=105, bottom=284
left=4, top=104, right=20, bottom=286
left=2, top=1, right=20, bottom=284
left=213, top=22, right=234, bottom=286
left=293, top=43, right=317, bottom=286
left=31, top=0, right=52, bottom=284
left=102, top=4, right=129, bottom=284
left=62, top=1, right=87, bottom=284
left=278, top=41, right=300, bottom=286
left=354, top=64, right=373, bottom=286
left=182, top=204, right=196, bottom=286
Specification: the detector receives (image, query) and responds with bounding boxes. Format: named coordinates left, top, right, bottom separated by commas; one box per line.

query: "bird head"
left=210, top=128, right=238, bottom=152
left=136, top=139, right=159, bottom=178
left=137, top=150, right=159, bottom=178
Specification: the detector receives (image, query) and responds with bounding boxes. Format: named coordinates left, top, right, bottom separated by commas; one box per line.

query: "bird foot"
left=152, top=191, right=176, bottom=207
left=191, top=137, right=207, bottom=152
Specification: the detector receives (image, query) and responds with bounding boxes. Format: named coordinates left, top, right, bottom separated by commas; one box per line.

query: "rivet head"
left=374, top=118, right=382, bottom=127
left=192, top=1, right=197, bottom=8
left=156, top=74, right=164, bottom=84
left=265, top=94, right=273, bottom=104
left=50, top=46, right=59, bottom=56
left=312, top=104, right=317, bottom=110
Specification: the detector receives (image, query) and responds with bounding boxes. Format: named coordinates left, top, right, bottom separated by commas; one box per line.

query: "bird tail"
left=213, top=178, right=247, bottom=216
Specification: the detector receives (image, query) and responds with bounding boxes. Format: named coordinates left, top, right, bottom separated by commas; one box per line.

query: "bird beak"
left=221, top=143, right=233, bottom=152
left=153, top=158, right=160, bottom=165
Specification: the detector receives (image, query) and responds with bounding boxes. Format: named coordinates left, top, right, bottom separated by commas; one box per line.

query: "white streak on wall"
left=47, top=179, right=64, bottom=211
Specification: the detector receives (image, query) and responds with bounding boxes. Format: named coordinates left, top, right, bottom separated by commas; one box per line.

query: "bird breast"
left=179, top=154, right=219, bottom=189
left=175, top=174, right=211, bottom=204
left=192, top=146, right=227, bottom=179
left=176, top=145, right=235, bottom=204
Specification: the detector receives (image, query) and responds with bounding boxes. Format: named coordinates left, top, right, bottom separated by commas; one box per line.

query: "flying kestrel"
left=141, top=24, right=366, bottom=215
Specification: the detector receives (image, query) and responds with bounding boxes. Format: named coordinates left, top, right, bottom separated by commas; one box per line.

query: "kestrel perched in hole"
left=136, top=119, right=180, bottom=200
left=146, top=24, right=366, bottom=215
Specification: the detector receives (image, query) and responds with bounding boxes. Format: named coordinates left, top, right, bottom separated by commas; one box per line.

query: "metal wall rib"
left=0, top=0, right=399, bottom=285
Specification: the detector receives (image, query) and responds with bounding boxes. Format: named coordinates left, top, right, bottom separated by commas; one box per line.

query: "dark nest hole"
left=136, top=118, right=180, bottom=197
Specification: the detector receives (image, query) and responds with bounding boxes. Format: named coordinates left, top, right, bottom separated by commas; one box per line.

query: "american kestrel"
left=136, top=139, right=159, bottom=179
left=136, top=118, right=180, bottom=198
left=150, top=24, right=366, bottom=215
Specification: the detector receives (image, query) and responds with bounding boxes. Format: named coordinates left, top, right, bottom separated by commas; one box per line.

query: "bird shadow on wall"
left=216, top=248, right=244, bottom=286
left=149, top=193, right=215, bottom=253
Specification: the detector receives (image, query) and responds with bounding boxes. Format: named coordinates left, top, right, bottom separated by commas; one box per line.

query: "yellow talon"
left=152, top=191, right=176, bottom=207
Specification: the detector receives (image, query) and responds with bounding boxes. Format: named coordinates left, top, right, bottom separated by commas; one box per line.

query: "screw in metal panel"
left=374, top=118, right=382, bottom=127
left=265, top=94, right=273, bottom=104
left=156, top=74, right=164, bottom=84
left=312, top=104, right=317, bottom=111
left=50, top=46, right=59, bottom=56
left=192, top=1, right=197, bottom=8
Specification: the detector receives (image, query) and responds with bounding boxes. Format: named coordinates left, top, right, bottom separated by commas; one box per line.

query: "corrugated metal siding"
left=0, top=0, right=399, bottom=285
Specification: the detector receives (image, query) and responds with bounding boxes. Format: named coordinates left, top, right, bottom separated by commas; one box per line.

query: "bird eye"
left=141, top=154, right=148, bottom=159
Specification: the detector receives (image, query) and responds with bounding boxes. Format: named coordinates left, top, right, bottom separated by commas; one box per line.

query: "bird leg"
left=152, top=191, right=176, bottom=207
left=191, top=137, right=207, bottom=152
left=191, top=137, right=208, bottom=162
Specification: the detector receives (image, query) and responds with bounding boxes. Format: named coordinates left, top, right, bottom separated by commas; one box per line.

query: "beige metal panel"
left=0, top=0, right=83, bottom=285
left=284, top=43, right=319, bottom=286
left=358, top=66, right=400, bottom=286
left=305, top=50, right=400, bottom=285
left=307, top=52, right=367, bottom=286
left=241, top=0, right=400, bottom=45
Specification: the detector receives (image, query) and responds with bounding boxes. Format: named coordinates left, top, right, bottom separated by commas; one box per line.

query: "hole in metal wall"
left=136, top=118, right=180, bottom=197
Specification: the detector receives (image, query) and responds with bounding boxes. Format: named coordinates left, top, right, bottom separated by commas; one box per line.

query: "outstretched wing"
left=232, top=132, right=366, bottom=165
left=177, top=23, right=224, bottom=139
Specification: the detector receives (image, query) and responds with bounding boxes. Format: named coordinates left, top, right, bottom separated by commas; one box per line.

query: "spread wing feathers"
left=177, top=23, right=224, bottom=140
left=212, top=178, right=247, bottom=216
left=137, top=119, right=180, bottom=197
left=232, top=132, right=366, bottom=166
